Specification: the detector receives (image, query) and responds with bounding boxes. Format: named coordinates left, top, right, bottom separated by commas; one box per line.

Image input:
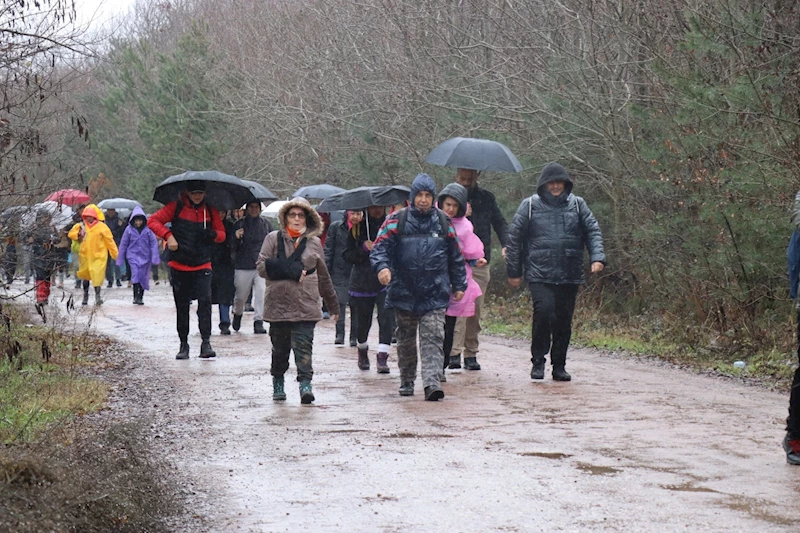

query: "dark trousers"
left=529, top=283, right=580, bottom=369
left=788, top=310, right=800, bottom=438
left=105, top=253, right=121, bottom=284
left=269, top=321, right=315, bottom=382
left=133, top=282, right=144, bottom=301
left=351, top=291, right=394, bottom=346
left=335, top=302, right=358, bottom=341
left=171, top=268, right=212, bottom=343
left=443, top=315, right=457, bottom=371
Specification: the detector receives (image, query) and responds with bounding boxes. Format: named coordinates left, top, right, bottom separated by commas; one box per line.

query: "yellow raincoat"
left=68, top=204, right=118, bottom=287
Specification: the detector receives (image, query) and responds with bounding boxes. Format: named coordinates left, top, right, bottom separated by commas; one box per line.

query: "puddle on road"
left=575, top=463, right=621, bottom=475
left=320, top=429, right=369, bottom=434
left=519, top=452, right=571, bottom=459
left=386, top=432, right=454, bottom=439
left=660, top=483, right=718, bottom=493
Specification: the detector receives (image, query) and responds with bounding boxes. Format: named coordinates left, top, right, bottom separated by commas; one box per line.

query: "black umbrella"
left=425, top=137, right=523, bottom=173
left=317, top=185, right=410, bottom=212
left=241, top=179, right=278, bottom=202
left=292, top=184, right=346, bottom=200
left=153, top=170, right=255, bottom=211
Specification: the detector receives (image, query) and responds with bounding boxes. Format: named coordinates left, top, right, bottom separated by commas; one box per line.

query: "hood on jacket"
left=410, top=173, right=437, bottom=212
left=277, top=197, right=324, bottom=239
left=536, top=162, right=574, bottom=196
left=81, top=204, right=105, bottom=223
left=437, top=182, right=468, bottom=218
left=129, top=206, right=147, bottom=226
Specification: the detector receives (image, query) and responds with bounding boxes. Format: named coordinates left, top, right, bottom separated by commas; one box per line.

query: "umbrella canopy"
left=262, top=200, right=289, bottom=219
left=424, top=137, right=523, bottom=173
left=44, top=188, right=91, bottom=206
left=317, top=185, right=411, bottom=212
left=292, top=184, right=346, bottom=200
left=97, top=198, right=142, bottom=211
left=153, top=170, right=255, bottom=211
left=241, top=179, right=278, bottom=202
left=22, top=201, right=74, bottom=229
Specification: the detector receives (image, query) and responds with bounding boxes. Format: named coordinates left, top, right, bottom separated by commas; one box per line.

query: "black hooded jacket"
left=505, top=162, right=605, bottom=284
left=464, top=184, right=508, bottom=263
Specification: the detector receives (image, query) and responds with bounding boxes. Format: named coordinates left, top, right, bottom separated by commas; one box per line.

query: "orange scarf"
left=286, top=227, right=306, bottom=248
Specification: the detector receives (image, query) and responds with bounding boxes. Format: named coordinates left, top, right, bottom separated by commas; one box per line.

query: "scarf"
left=286, top=226, right=306, bottom=248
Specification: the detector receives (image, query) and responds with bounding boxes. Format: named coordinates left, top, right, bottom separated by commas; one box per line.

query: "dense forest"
left=4, top=0, right=800, bottom=363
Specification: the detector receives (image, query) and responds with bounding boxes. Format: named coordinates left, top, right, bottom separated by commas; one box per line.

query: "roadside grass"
left=0, top=304, right=108, bottom=443
left=482, top=291, right=796, bottom=386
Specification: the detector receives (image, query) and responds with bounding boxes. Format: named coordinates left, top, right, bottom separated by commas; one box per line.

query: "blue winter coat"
left=117, top=207, right=160, bottom=290
left=370, top=174, right=467, bottom=315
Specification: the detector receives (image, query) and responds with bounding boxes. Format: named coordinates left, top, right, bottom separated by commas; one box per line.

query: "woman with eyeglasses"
left=256, top=197, right=339, bottom=404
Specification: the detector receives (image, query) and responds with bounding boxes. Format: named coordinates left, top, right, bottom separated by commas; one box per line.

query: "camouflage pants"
left=395, top=309, right=445, bottom=388
left=269, top=321, right=315, bottom=382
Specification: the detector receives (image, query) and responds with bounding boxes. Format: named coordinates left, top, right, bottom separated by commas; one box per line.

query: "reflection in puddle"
left=519, top=452, right=571, bottom=459
left=576, top=463, right=621, bottom=475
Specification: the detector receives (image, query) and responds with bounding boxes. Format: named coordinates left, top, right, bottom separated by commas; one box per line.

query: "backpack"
left=396, top=207, right=450, bottom=239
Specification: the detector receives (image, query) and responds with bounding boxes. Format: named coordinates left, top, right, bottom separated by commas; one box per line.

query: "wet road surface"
left=64, top=283, right=800, bottom=531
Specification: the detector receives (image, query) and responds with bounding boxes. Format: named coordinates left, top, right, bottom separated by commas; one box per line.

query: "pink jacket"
left=447, top=216, right=485, bottom=317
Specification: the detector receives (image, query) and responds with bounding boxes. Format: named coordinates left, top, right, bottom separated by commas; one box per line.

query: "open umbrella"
left=261, top=200, right=288, bottom=220
left=153, top=170, right=255, bottom=211
left=292, top=184, right=346, bottom=200
left=425, top=137, right=523, bottom=173
left=317, top=185, right=410, bottom=212
left=98, top=198, right=142, bottom=211
left=44, top=188, right=91, bottom=206
left=241, top=179, right=278, bottom=202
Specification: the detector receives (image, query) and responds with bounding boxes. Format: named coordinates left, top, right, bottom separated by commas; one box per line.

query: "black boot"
left=531, top=357, right=545, bottom=380
left=82, top=288, right=89, bottom=306
left=552, top=367, right=572, bottom=381
left=357, top=346, right=370, bottom=370
left=199, top=339, right=216, bottom=359
left=334, top=333, right=345, bottom=345
left=424, top=385, right=444, bottom=401
left=399, top=381, right=414, bottom=396
left=254, top=320, right=267, bottom=334
left=220, top=322, right=231, bottom=335
left=232, top=314, right=242, bottom=331
left=448, top=353, right=462, bottom=369
left=175, top=342, right=190, bottom=360
left=463, top=356, right=481, bottom=370
left=349, top=336, right=357, bottom=347
left=94, top=286, right=103, bottom=306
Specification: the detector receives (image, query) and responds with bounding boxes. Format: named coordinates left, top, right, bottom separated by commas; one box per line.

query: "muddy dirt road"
left=70, top=283, right=799, bottom=532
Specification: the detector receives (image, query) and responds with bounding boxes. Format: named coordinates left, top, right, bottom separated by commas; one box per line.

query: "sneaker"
left=553, top=368, right=572, bottom=381
left=531, top=362, right=545, bottom=380
left=784, top=434, right=800, bottom=465
left=175, top=343, right=190, bottom=360
left=199, top=340, right=216, bottom=359
left=424, top=385, right=444, bottom=401
left=232, top=314, right=242, bottom=331
left=448, top=354, right=462, bottom=369
left=463, top=357, right=481, bottom=371
left=299, top=381, right=315, bottom=404
left=399, top=381, right=414, bottom=396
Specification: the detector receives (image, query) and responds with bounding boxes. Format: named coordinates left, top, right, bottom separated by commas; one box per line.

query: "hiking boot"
left=199, top=340, right=216, bottom=359
left=553, top=368, right=572, bottom=381
left=784, top=434, right=800, bottom=465
left=349, top=337, right=357, bottom=347
left=175, top=342, right=190, bottom=360
left=272, top=376, right=287, bottom=401
left=424, top=385, right=444, bottom=401
left=399, top=381, right=414, bottom=396
left=107, top=281, right=112, bottom=288
left=220, top=322, right=231, bottom=335
left=116, top=279, right=122, bottom=287
left=376, top=352, right=390, bottom=373
left=357, top=346, right=370, bottom=370
left=254, top=320, right=267, bottom=334
left=299, top=381, right=315, bottom=404
left=440, top=372, right=447, bottom=383
left=334, top=333, right=345, bottom=345
left=463, top=356, right=481, bottom=371
left=94, top=287, right=103, bottom=306
left=448, top=354, right=462, bottom=369
left=81, top=292, right=89, bottom=306
left=531, top=362, right=545, bottom=380
left=232, top=314, right=242, bottom=331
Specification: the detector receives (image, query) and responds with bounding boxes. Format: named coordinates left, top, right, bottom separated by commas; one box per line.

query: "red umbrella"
left=44, top=188, right=91, bottom=206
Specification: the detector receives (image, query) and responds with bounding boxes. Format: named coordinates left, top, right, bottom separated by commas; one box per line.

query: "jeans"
left=528, top=282, right=580, bottom=369
left=335, top=302, right=358, bottom=341
left=219, top=304, right=231, bottom=325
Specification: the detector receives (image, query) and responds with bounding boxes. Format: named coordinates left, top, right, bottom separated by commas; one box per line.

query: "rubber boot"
left=376, top=352, right=390, bottom=374
left=357, top=346, right=370, bottom=370
left=448, top=353, right=462, bottom=369
left=199, top=339, right=216, bottom=359
left=463, top=356, right=481, bottom=370
left=272, top=376, right=286, bottom=401
left=299, top=381, right=315, bottom=404
left=254, top=320, right=267, bottom=334
left=81, top=288, right=89, bottom=306
left=232, top=314, right=242, bottom=331
left=94, top=286, right=103, bottom=306
left=175, top=342, right=190, bottom=360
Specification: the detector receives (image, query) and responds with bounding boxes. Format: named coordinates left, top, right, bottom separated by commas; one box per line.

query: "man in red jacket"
left=148, top=181, right=226, bottom=360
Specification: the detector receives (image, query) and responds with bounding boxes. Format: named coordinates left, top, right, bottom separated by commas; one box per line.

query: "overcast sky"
left=75, top=0, right=136, bottom=33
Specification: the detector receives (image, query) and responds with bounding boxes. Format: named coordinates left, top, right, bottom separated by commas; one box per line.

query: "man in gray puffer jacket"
left=505, top=162, right=605, bottom=381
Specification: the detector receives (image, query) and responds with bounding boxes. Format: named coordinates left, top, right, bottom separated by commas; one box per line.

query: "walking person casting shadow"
left=505, top=162, right=605, bottom=381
